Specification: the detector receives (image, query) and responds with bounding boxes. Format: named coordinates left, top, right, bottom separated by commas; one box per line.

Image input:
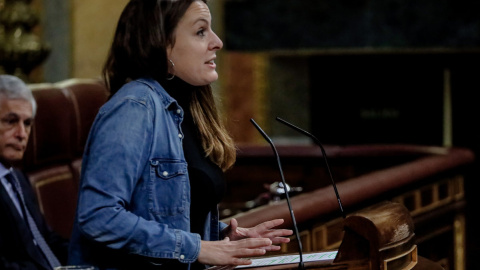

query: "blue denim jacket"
left=68, top=78, right=226, bottom=269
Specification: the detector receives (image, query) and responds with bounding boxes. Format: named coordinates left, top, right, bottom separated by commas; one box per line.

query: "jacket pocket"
left=148, top=159, right=188, bottom=216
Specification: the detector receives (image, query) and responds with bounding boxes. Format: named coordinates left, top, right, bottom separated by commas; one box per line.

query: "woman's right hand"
left=197, top=237, right=272, bottom=266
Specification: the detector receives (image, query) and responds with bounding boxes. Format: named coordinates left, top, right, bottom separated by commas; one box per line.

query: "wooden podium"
left=210, top=201, right=443, bottom=270
left=332, top=201, right=417, bottom=270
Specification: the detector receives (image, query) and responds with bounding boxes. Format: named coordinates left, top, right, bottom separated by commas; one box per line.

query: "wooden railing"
left=221, top=145, right=475, bottom=270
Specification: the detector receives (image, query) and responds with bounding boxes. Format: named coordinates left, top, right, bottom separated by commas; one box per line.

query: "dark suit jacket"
left=0, top=169, right=69, bottom=270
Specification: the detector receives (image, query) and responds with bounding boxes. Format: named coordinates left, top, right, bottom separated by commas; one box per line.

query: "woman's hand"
left=197, top=237, right=271, bottom=266
left=223, top=218, right=293, bottom=251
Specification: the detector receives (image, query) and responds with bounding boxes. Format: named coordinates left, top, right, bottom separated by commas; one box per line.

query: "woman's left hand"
left=223, top=218, right=293, bottom=251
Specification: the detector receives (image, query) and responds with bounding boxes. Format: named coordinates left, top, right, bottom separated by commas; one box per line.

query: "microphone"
left=276, top=117, right=346, bottom=219
left=250, top=118, right=305, bottom=270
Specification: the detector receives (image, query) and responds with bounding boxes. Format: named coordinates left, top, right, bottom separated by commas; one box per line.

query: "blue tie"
left=5, top=171, right=61, bottom=269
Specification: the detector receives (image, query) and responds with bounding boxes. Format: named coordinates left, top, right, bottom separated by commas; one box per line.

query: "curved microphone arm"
left=276, top=117, right=346, bottom=219
left=250, top=118, right=305, bottom=270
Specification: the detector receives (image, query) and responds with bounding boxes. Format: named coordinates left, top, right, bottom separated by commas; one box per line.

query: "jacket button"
left=178, top=134, right=183, bottom=139
left=162, top=171, right=169, bottom=177
left=176, top=109, right=182, bottom=114
left=180, top=254, right=185, bottom=260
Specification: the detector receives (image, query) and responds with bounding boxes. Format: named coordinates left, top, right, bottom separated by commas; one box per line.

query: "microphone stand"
left=276, top=117, right=346, bottom=219
left=250, top=119, right=305, bottom=270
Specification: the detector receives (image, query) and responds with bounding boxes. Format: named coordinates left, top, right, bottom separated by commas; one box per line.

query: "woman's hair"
left=0, top=75, right=37, bottom=117
left=103, top=0, right=236, bottom=171
left=191, top=85, right=236, bottom=171
left=103, top=0, right=187, bottom=93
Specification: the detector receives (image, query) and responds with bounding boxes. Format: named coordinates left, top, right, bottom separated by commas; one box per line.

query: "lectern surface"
left=207, top=254, right=442, bottom=270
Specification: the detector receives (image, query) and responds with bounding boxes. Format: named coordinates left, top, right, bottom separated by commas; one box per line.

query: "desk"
left=236, top=255, right=442, bottom=270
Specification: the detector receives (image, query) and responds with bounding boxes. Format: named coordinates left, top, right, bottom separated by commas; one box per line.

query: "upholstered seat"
left=22, top=78, right=108, bottom=239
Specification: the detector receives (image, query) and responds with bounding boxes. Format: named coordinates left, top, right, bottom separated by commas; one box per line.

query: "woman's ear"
left=166, top=44, right=173, bottom=59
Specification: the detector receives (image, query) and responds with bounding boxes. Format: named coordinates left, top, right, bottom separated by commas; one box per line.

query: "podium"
left=210, top=201, right=444, bottom=270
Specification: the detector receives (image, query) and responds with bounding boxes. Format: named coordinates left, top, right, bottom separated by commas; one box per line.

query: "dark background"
left=225, top=0, right=480, bottom=50
left=225, top=0, right=480, bottom=269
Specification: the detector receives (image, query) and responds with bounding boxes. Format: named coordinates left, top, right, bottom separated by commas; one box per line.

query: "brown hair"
left=103, top=0, right=236, bottom=170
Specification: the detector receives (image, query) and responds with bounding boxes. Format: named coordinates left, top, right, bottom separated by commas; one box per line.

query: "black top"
left=165, top=78, right=225, bottom=269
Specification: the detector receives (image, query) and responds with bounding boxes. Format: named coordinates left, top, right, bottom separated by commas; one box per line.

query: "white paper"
left=235, top=251, right=338, bottom=268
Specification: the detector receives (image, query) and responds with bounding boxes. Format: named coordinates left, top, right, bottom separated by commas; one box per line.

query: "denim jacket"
left=68, top=78, right=226, bottom=269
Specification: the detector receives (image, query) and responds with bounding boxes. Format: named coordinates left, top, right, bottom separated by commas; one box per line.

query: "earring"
left=166, top=59, right=175, bottom=80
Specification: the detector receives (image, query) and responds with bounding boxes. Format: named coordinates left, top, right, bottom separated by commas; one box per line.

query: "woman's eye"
left=197, top=29, right=205, bottom=36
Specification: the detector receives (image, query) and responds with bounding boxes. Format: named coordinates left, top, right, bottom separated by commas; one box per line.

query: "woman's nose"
left=211, top=31, right=223, bottom=50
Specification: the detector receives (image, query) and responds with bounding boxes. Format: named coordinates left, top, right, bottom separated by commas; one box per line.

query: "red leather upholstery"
left=21, top=78, right=109, bottom=239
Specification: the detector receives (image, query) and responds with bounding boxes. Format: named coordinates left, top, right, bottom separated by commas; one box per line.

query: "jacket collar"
left=136, top=77, right=178, bottom=111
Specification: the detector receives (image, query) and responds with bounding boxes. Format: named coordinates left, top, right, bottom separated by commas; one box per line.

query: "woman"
left=67, top=0, right=292, bottom=269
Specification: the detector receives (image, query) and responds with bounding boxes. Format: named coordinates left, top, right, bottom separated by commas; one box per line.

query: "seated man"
left=0, top=75, right=68, bottom=270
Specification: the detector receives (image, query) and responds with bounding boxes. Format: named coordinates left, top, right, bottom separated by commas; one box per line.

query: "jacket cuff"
left=175, top=230, right=201, bottom=263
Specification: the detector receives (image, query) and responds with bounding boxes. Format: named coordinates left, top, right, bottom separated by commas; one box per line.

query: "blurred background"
left=1, top=0, right=479, bottom=269
left=1, top=0, right=478, bottom=148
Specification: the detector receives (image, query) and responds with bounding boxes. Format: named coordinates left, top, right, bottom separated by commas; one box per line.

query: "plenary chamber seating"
left=22, top=78, right=109, bottom=239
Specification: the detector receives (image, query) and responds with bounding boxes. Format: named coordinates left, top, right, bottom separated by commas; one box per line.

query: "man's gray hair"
left=0, top=75, right=37, bottom=117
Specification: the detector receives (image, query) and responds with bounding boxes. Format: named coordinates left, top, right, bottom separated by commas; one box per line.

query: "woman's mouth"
left=206, top=59, right=216, bottom=68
